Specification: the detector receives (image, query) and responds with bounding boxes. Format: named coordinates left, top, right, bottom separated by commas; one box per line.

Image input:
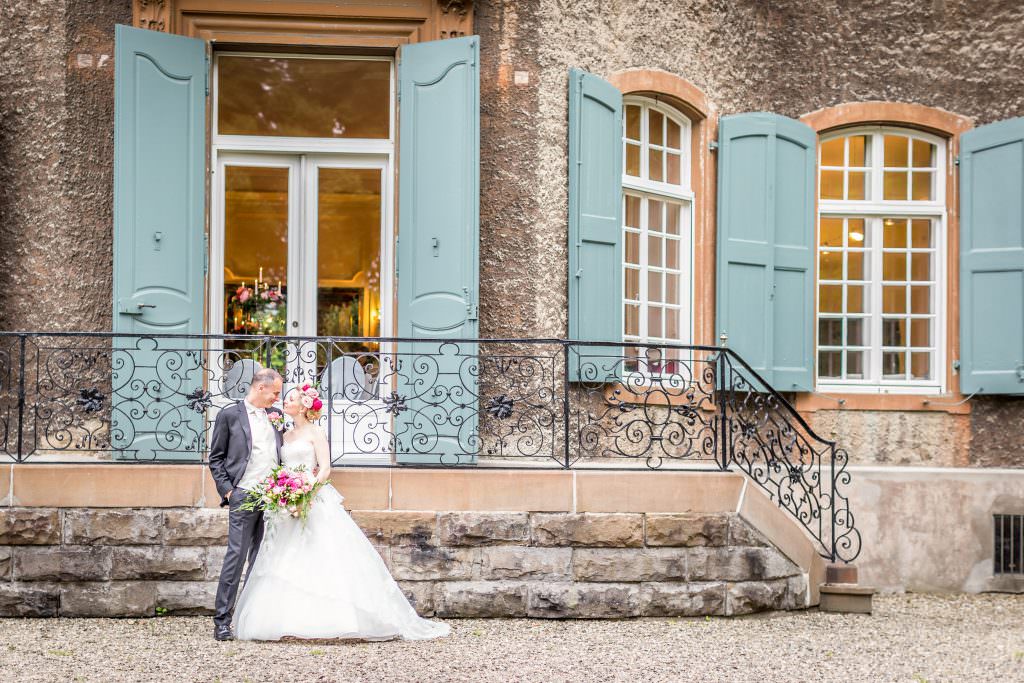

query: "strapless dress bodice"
left=280, top=439, right=317, bottom=471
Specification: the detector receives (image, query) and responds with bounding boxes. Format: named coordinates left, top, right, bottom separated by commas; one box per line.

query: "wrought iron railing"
left=0, top=332, right=860, bottom=562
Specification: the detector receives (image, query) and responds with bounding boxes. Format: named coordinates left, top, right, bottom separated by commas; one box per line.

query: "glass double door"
left=214, top=153, right=389, bottom=362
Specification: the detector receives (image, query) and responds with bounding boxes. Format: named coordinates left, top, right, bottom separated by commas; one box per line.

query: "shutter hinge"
left=203, top=232, right=209, bottom=275
left=952, top=359, right=961, bottom=373
left=575, top=268, right=583, bottom=279
left=709, top=140, right=719, bottom=152
left=954, top=155, right=960, bottom=166
left=204, top=54, right=210, bottom=97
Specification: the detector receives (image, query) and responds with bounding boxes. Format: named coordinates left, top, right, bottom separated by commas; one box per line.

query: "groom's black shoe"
left=214, top=624, right=235, bottom=641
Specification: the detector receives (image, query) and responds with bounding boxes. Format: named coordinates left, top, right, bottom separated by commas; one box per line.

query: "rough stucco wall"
left=0, top=0, right=128, bottom=332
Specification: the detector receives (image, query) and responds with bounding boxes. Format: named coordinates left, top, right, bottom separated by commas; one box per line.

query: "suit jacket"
left=208, top=401, right=284, bottom=507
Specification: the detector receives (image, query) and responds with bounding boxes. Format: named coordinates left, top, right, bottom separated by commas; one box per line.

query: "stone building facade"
left=1, top=0, right=1023, bottom=609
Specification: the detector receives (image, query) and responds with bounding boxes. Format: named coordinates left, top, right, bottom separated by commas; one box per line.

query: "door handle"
left=117, top=300, right=155, bottom=316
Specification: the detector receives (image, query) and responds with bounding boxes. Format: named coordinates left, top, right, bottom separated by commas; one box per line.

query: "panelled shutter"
left=567, top=68, right=623, bottom=381
left=112, top=25, right=208, bottom=460
left=716, top=113, right=816, bottom=391
left=395, top=36, right=480, bottom=464
left=959, top=117, right=1024, bottom=395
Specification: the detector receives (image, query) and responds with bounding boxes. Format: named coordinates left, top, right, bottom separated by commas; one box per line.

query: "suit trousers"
left=214, top=486, right=264, bottom=628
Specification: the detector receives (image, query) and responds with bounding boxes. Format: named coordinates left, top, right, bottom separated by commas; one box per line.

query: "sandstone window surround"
left=132, top=0, right=474, bottom=46
left=798, top=102, right=974, bottom=414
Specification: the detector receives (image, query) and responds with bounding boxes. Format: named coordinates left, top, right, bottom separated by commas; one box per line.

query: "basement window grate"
left=994, top=514, right=1024, bottom=575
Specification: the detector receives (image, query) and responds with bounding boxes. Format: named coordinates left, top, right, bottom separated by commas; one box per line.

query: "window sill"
left=793, top=391, right=971, bottom=415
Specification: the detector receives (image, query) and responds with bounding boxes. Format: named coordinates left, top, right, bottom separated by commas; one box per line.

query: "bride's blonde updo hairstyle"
left=297, top=383, right=324, bottom=421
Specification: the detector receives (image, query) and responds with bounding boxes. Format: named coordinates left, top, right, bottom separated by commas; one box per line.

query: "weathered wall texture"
left=0, top=1, right=1022, bottom=466
left=0, top=507, right=807, bottom=617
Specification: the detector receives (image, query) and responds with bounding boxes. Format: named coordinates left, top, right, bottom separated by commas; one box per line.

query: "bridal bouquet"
left=239, top=465, right=323, bottom=522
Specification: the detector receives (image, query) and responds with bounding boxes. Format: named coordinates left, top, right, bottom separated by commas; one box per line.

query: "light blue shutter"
left=395, top=36, right=480, bottom=464
left=567, top=68, right=622, bottom=381
left=716, top=113, right=816, bottom=391
left=960, top=117, right=1024, bottom=395
left=112, top=25, right=207, bottom=459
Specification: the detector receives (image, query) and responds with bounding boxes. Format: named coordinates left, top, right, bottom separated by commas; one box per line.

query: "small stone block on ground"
left=819, top=584, right=874, bottom=614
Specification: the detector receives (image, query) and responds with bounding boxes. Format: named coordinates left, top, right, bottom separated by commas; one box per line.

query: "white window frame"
left=208, top=52, right=396, bottom=464
left=621, top=96, right=695, bottom=375
left=816, top=125, right=947, bottom=394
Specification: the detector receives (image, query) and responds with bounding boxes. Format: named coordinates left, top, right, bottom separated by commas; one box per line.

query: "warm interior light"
left=849, top=230, right=864, bottom=242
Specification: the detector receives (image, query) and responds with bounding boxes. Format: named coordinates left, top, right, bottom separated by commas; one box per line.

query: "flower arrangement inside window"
left=225, top=268, right=287, bottom=336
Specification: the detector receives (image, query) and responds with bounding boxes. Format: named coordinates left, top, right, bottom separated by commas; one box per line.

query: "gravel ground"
left=1, top=594, right=1022, bottom=682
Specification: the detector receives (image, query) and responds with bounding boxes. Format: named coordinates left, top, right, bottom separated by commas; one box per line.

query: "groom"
left=208, top=367, right=284, bottom=641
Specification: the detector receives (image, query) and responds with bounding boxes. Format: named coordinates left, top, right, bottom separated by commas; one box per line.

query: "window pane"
left=648, top=306, right=663, bottom=337
left=884, top=135, right=909, bottom=167
left=848, top=135, right=868, bottom=166
left=648, top=271, right=663, bottom=303
left=625, top=194, right=641, bottom=228
left=223, top=165, right=289, bottom=337
left=846, top=285, right=865, bottom=313
left=665, top=238, right=680, bottom=269
left=848, top=171, right=867, bottom=200
left=625, top=303, right=640, bottom=336
left=911, top=171, right=933, bottom=201
left=649, top=148, right=664, bottom=182
left=911, top=253, right=931, bottom=281
left=821, top=218, right=843, bottom=247
left=218, top=56, right=390, bottom=138
left=821, top=170, right=843, bottom=199
left=821, top=138, right=844, bottom=166
left=883, top=219, right=907, bottom=248
left=665, top=273, right=679, bottom=305
left=648, top=200, right=664, bottom=232
left=819, top=351, right=842, bottom=378
left=847, top=219, right=867, bottom=246
left=625, top=268, right=640, bottom=300
left=819, top=251, right=842, bottom=280
left=819, top=285, right=842, bottom=313
left=819, top=318, right=842, bottom=345
left=883, top=286, right=906, bottom=313
left=625, top=231, right=640, bottom=263
left=667, top=118, right=681, bottom=148
left=910, top=318, right=930, bottom=347
left=911, top=352, right=931, bottom=380
left=317, top=168, right=382, bottom=337
left=883, top=171, right=908, bottom=200
left=847, top=251, right=866, bottom=280
left=847, top=318, right=865, bottom=345
left=883, top=351, right=906, bottom=378
left=847, top=351, right=865, bottom=379
left=911, top=219, right=932, bottom=248
left=667, top=152, right=682, bottom=185
left=666, top=309, right=680, bottom=340
left=625, top=104, right=641, bottom=141
left=666, top=203, right=681, bottom=235
left=883, top=252, right=907, bottom=281
left=626, top=143, right=641, bottom=177
left=912, top=139, right=934, bottom=168
left=883, top=318, right=906, bottom=346
left=910, top=285, right=931, bottom=313
left=648, top=235, right=663, bottom=267
left=649, top=110, right=664, bottom=146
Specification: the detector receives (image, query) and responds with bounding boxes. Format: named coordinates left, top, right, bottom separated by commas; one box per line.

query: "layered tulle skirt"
left=234, top=484, right=449, bottom=641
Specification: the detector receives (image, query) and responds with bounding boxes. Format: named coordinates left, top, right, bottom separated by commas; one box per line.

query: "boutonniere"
left=267, top=410, right=289, bottom=432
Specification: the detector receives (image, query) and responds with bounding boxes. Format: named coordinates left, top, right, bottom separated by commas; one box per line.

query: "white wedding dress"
left=234, top=440, right=450, bottom=641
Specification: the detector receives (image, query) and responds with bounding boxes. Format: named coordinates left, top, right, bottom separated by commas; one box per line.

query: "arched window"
left=816, top=127, right=946, bottom=391
left=622, top=97, right=693, bottom=373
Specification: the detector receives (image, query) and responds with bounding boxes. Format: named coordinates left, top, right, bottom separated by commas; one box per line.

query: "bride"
left=234, top=383, right=450, bottom=641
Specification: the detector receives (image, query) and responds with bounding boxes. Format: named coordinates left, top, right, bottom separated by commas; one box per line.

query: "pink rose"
left=238, top=289, right=250, bottom=303
left=307, top=389, right=319, bottom=399
left=301, top=395, right=314, bottom=409
left=301, top=384, right=311, bottom=391
left=312, top=398, right=323, bottom=411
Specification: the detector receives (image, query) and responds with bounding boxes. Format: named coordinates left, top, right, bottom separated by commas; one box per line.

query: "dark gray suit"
left=208, top=401, right=283, bottom=629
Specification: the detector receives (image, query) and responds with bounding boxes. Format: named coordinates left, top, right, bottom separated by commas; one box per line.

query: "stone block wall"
left=0, top=507, right=807, bottom=618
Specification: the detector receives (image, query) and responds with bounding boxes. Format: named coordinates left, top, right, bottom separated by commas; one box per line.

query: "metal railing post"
left=717, top=335, right=729, bottom=471
left=562, top=341, right=571, bottom=469
left=15, top=334, right=26, bottom=462
left=830, top=444, right=838, bottom=563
